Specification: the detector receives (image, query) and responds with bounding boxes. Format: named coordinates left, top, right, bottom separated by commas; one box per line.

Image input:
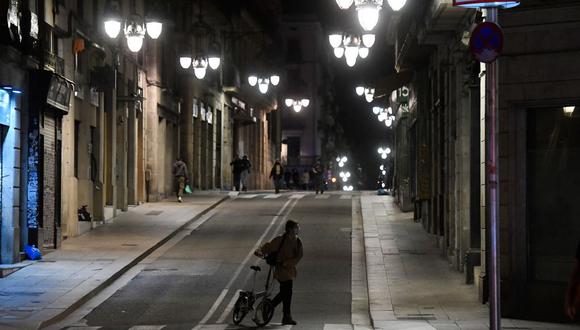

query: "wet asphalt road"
left=79, top=192, right=354, bottom=330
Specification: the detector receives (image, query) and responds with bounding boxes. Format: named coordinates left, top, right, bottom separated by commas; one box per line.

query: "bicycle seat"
left=250, top=265, right=261, bottom=272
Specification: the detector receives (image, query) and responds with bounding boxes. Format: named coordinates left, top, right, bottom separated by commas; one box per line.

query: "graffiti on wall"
left=27, top=118, right=40, bottom=229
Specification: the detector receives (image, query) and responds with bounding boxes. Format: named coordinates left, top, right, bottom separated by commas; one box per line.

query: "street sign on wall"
left=453, top=0, right=520, bottom=8
left=469, top=22, right=504, bottom=63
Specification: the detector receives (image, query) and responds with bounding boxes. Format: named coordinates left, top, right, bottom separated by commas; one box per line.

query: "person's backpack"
left=265, top=234, right=287, bottom=266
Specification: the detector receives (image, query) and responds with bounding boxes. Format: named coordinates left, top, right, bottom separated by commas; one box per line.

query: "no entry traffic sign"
left=469, top=22, right=504, bottom=63
left=453, top=0, right=520, bottom=8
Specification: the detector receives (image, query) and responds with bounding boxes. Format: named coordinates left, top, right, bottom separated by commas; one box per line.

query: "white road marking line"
left=238, top=194, right=258, bottom=199
left=191, top=324, right=228, bottom=330
left=340, top=195, right=352, bottom=199
left=264, top=194, right=282, bottom=199
left=216, top=289, right=241, bottom=323
left=315, top=195, right=330, bottom=199
left=194, top=199, right=299, bottom=328
left=289, top=194, right=305, bottom=199
left=128, top=326, right=166, bottom=330
left=323, top=325, right=353, bottom=330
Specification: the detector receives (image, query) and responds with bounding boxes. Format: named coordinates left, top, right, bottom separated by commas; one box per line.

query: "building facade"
left=0, top=0, right=282, bottom=264
left=389, top=0, right=580, bottom=322
left=279, top=10, right=330, bottom=172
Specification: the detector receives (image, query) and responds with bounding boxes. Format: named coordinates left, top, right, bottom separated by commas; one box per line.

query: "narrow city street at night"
left=1, top=0, right=580, bottom=329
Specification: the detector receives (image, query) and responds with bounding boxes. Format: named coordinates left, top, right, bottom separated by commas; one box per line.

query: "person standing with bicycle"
left=255, top=220, right=303, bottom=325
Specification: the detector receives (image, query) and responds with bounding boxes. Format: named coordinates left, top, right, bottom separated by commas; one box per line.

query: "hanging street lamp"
left=177, top=3, right=222, bottom=79
left=378, top=147, right=391, bottom=159
left=246, top=73, right=280, bottom=95
left=355, top=85, right=375, bottom=102
left=355, top=0, right=383, bottom=31
left=285, top=98, right=310, bottom=112
left=374, top=106, right=395, bottom=127
left=334, top=0, right=408, bottom=31
left=103, top=0, right=164, bottom=53
left=193, top=57, right=208, bottom=79
left=328, top=33, right=375, bottom=66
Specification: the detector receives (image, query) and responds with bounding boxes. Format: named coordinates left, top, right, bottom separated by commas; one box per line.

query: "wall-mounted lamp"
left=563, top=106, right=575, bottom=117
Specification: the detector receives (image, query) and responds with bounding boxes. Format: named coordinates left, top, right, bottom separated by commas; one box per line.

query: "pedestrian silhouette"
left=172, top=157, right=188, bottom=203
left=255, top=220, right=303, bottom=325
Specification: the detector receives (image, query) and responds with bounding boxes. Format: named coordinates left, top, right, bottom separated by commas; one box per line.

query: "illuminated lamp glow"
left=358, top=47, right=369, bottom=59
left=104, top=20, right=121, bottom=38
left=387, top=0, right=407, bottom=11
left=357, top=5, right=381, bottom=31
left=270, top=75, right=280, bottom=86
left=329, top=34, right=343, bottom=48
left=126, top=35, right=144, bottom=52
left=258, top=81, right=269, bottom=94
left=179, top=56, right=192, bottom=69
left=208, top=57, right=221, bottom=70
left=362, top=34, right=375, bottom=48
left=365, top=93, right=373, bottom=103
left=146, top=21, right=163, bottom=39
left=248, top=75, right=258, bottom=86
left=336, top=0, right=354, bottom=9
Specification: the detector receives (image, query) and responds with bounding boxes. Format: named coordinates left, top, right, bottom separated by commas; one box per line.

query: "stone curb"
left=37, top=195, right=230, bottom=329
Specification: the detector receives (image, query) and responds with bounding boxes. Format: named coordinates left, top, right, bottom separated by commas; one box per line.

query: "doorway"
left=526, top=105, right=580, bottom=322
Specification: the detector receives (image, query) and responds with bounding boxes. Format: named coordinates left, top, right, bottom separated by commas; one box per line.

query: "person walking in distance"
left=172, top=157, right=189, bottom=203
left=565, top=239, right=580, bottom=321
left=312, top=161, right=324, bottom=194
left=240, top=155, right=252, bottom=192
left=255, top=220, right=303, bottom=325
left=269, top=160, right=284, bottom=194
left=230, top=155, right=243, bottom=191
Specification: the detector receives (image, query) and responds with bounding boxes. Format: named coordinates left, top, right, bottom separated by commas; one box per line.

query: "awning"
left=225, top=92, right=256, bottom=126
left=30, top=70, right=74, bottom=115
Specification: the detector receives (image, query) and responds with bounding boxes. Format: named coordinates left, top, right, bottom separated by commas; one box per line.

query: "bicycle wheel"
left=232, top=295, right=250, bottom=325
left=253, top=298, right=274, bottom=327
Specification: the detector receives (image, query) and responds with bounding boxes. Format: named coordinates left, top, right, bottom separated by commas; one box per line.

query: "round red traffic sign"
left=469, top=22, right=504, bottom=63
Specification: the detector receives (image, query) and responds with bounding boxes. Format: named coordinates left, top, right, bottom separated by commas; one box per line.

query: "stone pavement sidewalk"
left=360, top=194, right=579, bottom=330
left=0, top=193, right=229, bottom=330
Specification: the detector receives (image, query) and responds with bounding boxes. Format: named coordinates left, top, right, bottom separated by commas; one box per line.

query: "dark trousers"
left=273, top=177, right=282, bottom=193
left=272, top=280, right=293, bottom=319
left=233, top=172, right=241, bottom=191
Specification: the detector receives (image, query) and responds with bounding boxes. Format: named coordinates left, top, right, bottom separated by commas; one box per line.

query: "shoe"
left=282, top=318, right=297, bottom=325
left=178, top=196, right=182, bottom=203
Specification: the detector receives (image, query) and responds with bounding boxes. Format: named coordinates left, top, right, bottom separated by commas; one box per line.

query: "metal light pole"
left=485, top=7, right=501, bottom=330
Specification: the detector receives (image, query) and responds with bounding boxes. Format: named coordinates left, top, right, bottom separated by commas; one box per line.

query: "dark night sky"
left=309, top=1, right=398, bottom=188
